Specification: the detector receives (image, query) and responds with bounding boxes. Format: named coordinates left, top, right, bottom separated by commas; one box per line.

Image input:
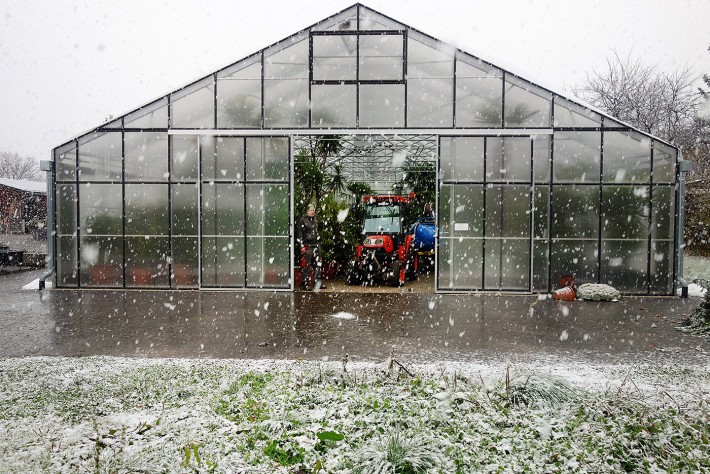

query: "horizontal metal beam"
left=168, top=129, right=554, bottom=137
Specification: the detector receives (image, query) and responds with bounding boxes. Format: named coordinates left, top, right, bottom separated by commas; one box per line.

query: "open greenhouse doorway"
left=293, top=134, right=437, bottom=293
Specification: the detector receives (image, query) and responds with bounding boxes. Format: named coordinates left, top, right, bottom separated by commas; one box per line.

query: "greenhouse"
left=49, top=3, right=685, bottom=294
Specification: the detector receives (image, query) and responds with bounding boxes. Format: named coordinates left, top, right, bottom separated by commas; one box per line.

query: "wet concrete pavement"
left=1, top=269, right=707, bottom=365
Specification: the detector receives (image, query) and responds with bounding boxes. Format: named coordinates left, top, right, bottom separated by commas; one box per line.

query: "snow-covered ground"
left=3, top=256, right=708, bottom=471
left=1, top=356, right=708, bottom=473
left=683, top=255, right=710, bottom=283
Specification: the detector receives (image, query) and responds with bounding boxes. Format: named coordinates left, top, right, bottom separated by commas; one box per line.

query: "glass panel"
left=312, top=6, right=358, bottom=31
left=438, top=184, right=484, bottom=238
left=653, top=141, right=676, bottom=184
left=246, top=184, right=289, bottom=236
left=246, top=237, right=290, bottom=288
left=359, top=34, right=403, bottom=80
left=79, top=183, right=122, bottom=235
left=439, top=137, right=484, bottom=182
left=485, top=239, right=530, bottom=290
left=78, top=132, right=121, bottom=182
left=201, top=236, right=245, bottom=286
left=311, top=84, right=356, bottom=127
left=486, top=137, right=531, bottom=182
left=172, top=237, right=199, bottom=288
left=551, top=185, right=599, bottom=239
left=504, top=75, right=551, bottom=127
left=407, top=35, right=454, bottom=127
left=650, top=240, right=673, bottom=294
left=125, top=184, right=169, bottom=236
left=359, top=7, right=404, bottom=30
left=485, top=185, right=530, bottom=238
left=171, top=183, right=199, bottom=236
left=601, top=239, right=648, bottom=292
left=56, top=143, right=77, bottom=182
left=455, top=55, right=503, bottom=127
left=603, top=130, right=651, bottom=183
left=124, top=98, right=168, bottom=129
left=313, top=35, right=357, bottom=81
left=201, top=136, right=244, bottom=181
left=217, top=56, right=262, bottom=128
left=533, top=186, right=549, bottom=239
left=553, top=131, right=601, bottom=182
left=359, top=84, right=404, bottom=127
left=553, top=97, right=602, bottom=127
left=246, top=137, right=289, bottom=181
left=124, top=132, right=168, bottom=181
left=603, top=117, right=626, bottom=128
left=550, top=239, right=598, bottom=283
left=125, top=236, right=169, bottom=287
left=170, top=77, right=215, bottom=128
left=651, top=186, right=675, bottom=240
left=80, top=236, right=123, bottom=287
left=601, top=186, right=649, bottom=240
left=102, top=118, right=122, bottom=129
left=438, top=238, right=483, bottom=289
left=202, top=183, right=244, bottom=236
left=653, top=141, right=678, bottom=183
left=264, top=36, right=309, bottom=128
left=57, top=184, right=77, bottom=236
left=532, top=239, right=549, bottom=291
left=57, top=236, right=78, bottom=286
left=171, top=135, right=199, bottom=181
left=533, top=135, right=551, bottom=183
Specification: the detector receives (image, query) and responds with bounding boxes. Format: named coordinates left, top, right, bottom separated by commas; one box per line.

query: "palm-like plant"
left=311, top=135, right=344, bottom=168
left=327, top=163, right=348, bottom=196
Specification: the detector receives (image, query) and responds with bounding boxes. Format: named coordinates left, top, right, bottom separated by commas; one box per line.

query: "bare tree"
left=573, top=51, right=710, bottom=184
left=573, top=51, right=702, bottom=143
left=0, top=151, right=42, bottom=181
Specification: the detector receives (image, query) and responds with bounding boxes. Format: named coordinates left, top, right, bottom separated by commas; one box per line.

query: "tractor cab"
left=361, top=194, right=411, bottom=251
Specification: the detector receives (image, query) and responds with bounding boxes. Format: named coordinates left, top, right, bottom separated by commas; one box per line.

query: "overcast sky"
left=1, top=0, right=708, bottom=165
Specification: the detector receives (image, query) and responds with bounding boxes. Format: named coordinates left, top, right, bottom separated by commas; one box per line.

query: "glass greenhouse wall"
left=51, top=3, right=680, bottom=294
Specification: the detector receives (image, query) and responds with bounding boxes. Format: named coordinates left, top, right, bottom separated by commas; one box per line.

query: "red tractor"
left=346, top=194, right=435, bottom=287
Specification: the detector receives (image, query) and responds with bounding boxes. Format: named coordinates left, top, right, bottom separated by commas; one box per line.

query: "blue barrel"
left=411, top=219, right=436, bottom=252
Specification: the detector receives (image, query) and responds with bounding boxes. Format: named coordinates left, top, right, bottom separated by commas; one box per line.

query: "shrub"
left=678, top=278, right=710, bottom=336
left=684, top=188, right=710, bottom=256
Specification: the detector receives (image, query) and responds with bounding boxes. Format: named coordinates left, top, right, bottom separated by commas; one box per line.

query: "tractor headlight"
left=364, top=237, right=384, bottom=246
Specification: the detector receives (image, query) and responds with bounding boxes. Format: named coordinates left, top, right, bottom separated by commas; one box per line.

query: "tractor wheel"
left=389, top=261, right=403, bottom=287
left=405, top=253, right=418, bottom=281
left=345, top=261, right=361, bottom=285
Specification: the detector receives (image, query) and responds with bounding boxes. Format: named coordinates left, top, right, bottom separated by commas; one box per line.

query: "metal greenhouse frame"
left=46, top=3, right=689, bottom=295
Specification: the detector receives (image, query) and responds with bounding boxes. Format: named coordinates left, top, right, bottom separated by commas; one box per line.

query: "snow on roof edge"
left=0, top=177, right=46, bottom=193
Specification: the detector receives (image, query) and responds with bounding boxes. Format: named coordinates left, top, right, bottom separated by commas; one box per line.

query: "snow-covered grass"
left=1, top=357, right=708, bottom=473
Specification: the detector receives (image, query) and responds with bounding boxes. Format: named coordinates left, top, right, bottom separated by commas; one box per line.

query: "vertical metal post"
left=676, top=157, right=692, bottom=298
left=39, top=159, right=55, bottom=290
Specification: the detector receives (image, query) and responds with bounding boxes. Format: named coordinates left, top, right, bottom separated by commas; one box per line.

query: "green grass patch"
left=0, top=357, right=708, bottom=473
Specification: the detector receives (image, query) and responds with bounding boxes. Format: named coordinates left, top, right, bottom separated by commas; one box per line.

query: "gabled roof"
left=0, top=178, right=46, bottom=194
left=54, top=3, right=677, bottom=151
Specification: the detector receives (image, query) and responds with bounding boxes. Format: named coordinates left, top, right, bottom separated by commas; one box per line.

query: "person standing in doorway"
left=296, top=204, right=326, bottom=290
